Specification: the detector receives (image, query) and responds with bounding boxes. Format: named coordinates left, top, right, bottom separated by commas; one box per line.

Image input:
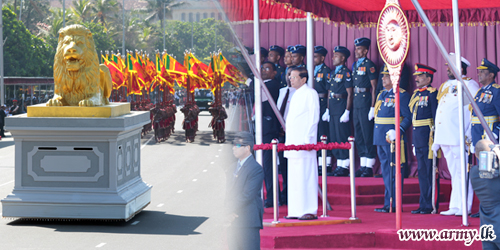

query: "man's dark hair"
left=290, top=67, right=309, bottom=82
left=462, top=62, right=468, bottom=76
left=234, top=131, right=254, bottom=151
left=488, top=69, right=498, bottom=80
left=262, top=61, right=277, bottom=71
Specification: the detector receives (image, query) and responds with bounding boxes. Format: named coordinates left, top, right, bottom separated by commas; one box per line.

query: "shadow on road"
left=0, top=139, right=14, bottom=150
left=147, top=131, right=237, bottom=147
left=7, top=211, right=208, bottom=236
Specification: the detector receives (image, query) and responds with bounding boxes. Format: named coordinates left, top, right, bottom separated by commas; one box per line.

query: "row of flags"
left=101, top=50, right=245, bottom=96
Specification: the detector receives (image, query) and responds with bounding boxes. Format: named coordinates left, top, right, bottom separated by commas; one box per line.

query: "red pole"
left=395, top=82, right=402, bottom=230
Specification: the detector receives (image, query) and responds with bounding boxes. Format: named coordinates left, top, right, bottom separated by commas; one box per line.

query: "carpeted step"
left=324, top=192, right=448, bottom=206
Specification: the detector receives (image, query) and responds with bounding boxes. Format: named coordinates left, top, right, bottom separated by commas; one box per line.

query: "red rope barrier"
left=253, top=142, right=351, bottom=152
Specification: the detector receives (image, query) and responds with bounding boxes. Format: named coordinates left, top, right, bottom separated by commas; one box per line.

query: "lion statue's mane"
left=48, top=24, right=112, bottom=107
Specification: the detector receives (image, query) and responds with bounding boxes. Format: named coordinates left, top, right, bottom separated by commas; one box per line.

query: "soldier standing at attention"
left=409, top=63, right=439, bottom=214
left=373, top=65, right=412, bottom=213
left=432, top=53, right=479, bottom=216
left=268, top=45, right=285, bottom=84
left=313, top=46, right=332, bottom=174
left=352, top=37, right=378, bottom=177
left=322, top=46, right=353, bottom=177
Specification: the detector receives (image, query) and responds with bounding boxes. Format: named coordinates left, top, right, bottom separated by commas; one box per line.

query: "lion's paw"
left=46, top=99, right=63, bottom=107
left=79, top=99, right=95, bottom=107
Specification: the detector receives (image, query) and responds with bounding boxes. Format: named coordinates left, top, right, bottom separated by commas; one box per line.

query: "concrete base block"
left=1, top=111, right=152, bottom=221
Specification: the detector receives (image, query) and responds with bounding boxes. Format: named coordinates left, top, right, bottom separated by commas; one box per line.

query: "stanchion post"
left=321, top=135, right=328, bottom=217
left=348, top=136, right=357, bottom=220
left=271, top=138, right=280, bottom=224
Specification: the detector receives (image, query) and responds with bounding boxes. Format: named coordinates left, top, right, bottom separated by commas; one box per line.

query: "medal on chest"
left=418, top=96, right=429, bottom=107
left=479, top=90, right=494, bottom=104
left=334, top=74, right=343, bottom=83
left=384, top=97, right=395, bottom=107
left=357, top=67, right=366, bottom=75
left=450, top=85, right=458, bottom=95
left=315, top=73, right=323, bottom=82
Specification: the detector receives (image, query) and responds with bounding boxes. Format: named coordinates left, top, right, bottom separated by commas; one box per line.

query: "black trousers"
left=328, top=115, right=350, bottom=160
left=415, top=146, right=440, bottom=211
left=378, top=145, right=405, bottom=208
left=317, top=98, right=329, bottom=143
left=353, top=107, right=376, bottom=159
left=278, top=135, right=287, bottom=203
left=263, top=135, right=280, bottom=205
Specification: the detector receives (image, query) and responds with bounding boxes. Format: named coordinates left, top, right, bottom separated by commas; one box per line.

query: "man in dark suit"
left=261, top=61, right=281, bottom=208
left=226, top=131, right=265, bottom=250
left=470, top=139, right=500, bottom=249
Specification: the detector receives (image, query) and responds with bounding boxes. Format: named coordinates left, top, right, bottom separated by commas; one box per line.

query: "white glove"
left=412, top=145, right=416, bottom=156
left=386, top=129, right=396, bottom=141
left=470, top=144, right=475, bottom=154
left=322, top=109, right=330, bottom=122
left=340, top=110, right=350, bottom=123
left=368, top=107, right=375, bottom=121
left=431, top=143, right=440, bottom=157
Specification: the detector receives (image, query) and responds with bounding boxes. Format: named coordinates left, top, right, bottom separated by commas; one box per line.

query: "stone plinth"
left=27, top=102, right=131, bottom=118
left=1, top=112, right=152, bottom=221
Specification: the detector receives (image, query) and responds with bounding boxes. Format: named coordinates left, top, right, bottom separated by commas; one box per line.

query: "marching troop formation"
left=257, top=37, right=500, bottom=218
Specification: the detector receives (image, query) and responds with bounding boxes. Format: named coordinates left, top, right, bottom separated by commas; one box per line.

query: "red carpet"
left=262, top=177, right=482, bottom=249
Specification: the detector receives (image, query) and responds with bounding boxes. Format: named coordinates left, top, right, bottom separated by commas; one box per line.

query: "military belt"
left=375, top=116, right=403, bottom=125
left=318, top=93, right=328, bottom=98
left=413, top=118, right=433, bottom=127
left=354, top=87, right=370, bottom=93
left=471, top=116, right=499, bottom=126
left=329, top=92, right=347, bottom=99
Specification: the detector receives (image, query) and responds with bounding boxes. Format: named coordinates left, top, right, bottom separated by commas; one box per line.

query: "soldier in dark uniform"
left=472, top=58, right=500, bottom=147
left=313, top=46, right=332, bottom=174
left=280, top=46, right=294, bottom=89
left=321, top=46, right=353, bottom=177
left=289, top=44, right=306, bottom=68
left=373, top=65, right=412, bottom=213
left=352, top=37, right=378, bottom=177
left=268, top=45, right=285, bottom=84
left=409, top=63, right=439, bottom=214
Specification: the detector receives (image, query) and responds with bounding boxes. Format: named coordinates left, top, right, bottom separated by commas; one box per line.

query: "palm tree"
left=90, top=0, right=120, bottom=28
left=70, top=0, right=92, bottom=24
left=144, top=0, right=188, bottom=32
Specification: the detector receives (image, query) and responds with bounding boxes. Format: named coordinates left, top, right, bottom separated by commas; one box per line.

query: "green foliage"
left=2, top=7, right=54, bottom=76
left=81, top=21, right=117, bottom=54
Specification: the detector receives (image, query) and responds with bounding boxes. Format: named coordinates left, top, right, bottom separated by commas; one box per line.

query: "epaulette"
left=399, top=89, right=406, bottom=93
left=493, top=83, right=500, bottom=89
left=462, top=77, right=472, bottom=81
left=428, top=87, right=437, bottom=93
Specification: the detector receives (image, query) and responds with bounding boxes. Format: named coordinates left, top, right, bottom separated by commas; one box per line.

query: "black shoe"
left=471, top=212, right=480, bottom=218
left=375, top=206, right=390, bottom=213
left=420, top=209, right=433, bottom=214
left=355, top=167, right=365, bottom=177
left=360, top=168, right=373, bottom=177
left=411, top=208, right=422, bottom=214
left=333, top=167, right=349, bottom=177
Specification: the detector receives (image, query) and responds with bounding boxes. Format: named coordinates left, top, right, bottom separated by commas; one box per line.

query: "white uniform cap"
left=448, top=52, right=471, bottom=67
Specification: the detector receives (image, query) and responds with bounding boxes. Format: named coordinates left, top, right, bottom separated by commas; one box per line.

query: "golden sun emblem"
left=377, top=5, right=409, bottom=66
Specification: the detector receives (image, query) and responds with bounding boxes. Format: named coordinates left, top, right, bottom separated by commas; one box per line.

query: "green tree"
left=69, top=0, right=92, bottom=24
left=143, top=0, right=187, bottom=32
left=81, top=21, right=117, bottom=55
left=90, top=0, right=120, bottom=28
left=2, top=7, right=54, bottom=76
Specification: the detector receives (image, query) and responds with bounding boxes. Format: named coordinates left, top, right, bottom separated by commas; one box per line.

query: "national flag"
left=102, top=56, right=124, bottom=90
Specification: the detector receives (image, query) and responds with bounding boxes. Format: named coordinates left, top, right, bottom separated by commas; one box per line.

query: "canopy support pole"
left=253, top=0, right=263, bottom=166
left=306, top=12, right=314, bottom=88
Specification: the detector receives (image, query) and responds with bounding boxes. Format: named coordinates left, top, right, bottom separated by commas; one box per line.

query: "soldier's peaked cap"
left=334, top=46, right=350, bottom=59
left=314, top=46, right=328, bottom=56
left=269, top=45, right=285, bottom=56
left=289, top=44, right=306, bottom=55
left=477, top=58, right=500, bottom=73
left=354, top=37, right=371, bottom=48
left=413, top=63, right=437, bottom=75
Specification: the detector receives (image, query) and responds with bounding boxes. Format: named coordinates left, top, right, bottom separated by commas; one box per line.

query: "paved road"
left=0, top=106, right=244, bottom=250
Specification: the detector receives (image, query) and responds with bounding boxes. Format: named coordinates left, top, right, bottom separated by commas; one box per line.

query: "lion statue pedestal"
left=1, top=25, right=152, bottom=221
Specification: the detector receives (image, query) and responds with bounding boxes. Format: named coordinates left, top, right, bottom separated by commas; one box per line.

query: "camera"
left=478, top=146, right=500, bottom=179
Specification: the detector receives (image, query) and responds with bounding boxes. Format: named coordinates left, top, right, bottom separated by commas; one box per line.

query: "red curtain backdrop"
left=233, top=20, right=500, bottom=178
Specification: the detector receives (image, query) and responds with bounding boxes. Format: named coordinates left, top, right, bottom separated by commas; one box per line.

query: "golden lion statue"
left=47, top=24, right=112, bottom=107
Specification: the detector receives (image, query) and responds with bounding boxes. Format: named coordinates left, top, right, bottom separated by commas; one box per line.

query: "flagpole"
left=0, top=0, right=4, bottom=106
left=253, top=0, right=263, bottom=167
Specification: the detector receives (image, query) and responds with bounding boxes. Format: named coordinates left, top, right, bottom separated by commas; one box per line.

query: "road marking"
left=131, top=221, right=140, bottom=225
left=215, top=155, right=219, bottom=158
left=203, top=170, right=207, bottom=172
left=96, top=243, right=106, bottom=248
left=220, top=144, right=224, bottom=147
left=218, top=149, right=222, bottom=151
left=141, top=136, right=154, bottom=150
left=192, top=179, right=197, bottom=182
left=0, top=180, right=14, bottom=188
left=157, top=203, right=164, bottom=207
left=210, top=162, right=214, bottom=164
left=177, top=190, right=183, bottom=193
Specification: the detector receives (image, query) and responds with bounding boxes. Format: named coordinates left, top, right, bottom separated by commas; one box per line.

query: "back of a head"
left=290, top=67, right=309, bottom=82
left=475, top=139, right=494, bottom=158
